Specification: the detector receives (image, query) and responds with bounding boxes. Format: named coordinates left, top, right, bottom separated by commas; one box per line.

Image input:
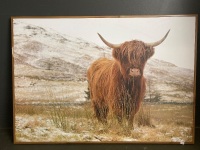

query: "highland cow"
left=87, top=30, right=170, bottom=128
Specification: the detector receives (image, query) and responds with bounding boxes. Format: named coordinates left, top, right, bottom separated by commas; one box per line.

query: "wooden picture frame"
left=12, top=15, right=197, bottom=144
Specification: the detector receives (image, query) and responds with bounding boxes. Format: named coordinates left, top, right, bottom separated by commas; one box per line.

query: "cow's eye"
left=145, top=47, right=150, bottom=51
left=130, top=64, right=138, bottom=69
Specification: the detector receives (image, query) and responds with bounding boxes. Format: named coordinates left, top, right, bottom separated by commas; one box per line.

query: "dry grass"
left=15, top=105, right=46, bottom=115
left=15, top=102, right=194, bottom=142
left=136, top=104, right=153, bottom=127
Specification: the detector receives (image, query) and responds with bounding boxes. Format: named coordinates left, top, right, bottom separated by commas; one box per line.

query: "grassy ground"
left=14, top=78, right=194, bottom=143
left=14, top=102, right=194, bottom=143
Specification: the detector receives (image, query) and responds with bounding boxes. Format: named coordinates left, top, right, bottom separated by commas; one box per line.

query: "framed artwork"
left=12, top=15, right=197, bottom=144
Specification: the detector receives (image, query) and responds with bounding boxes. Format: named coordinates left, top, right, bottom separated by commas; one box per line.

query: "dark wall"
left=0, top=0, right=199, bottom=129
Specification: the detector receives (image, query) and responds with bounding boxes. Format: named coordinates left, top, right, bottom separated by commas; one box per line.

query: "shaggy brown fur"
left=87, top=40, right=155, bottom=127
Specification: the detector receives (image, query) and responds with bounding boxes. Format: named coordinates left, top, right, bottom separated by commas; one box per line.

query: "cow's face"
left=112, top=40, right=154, bottom=77
left=97, top=30, right=170, bottom=78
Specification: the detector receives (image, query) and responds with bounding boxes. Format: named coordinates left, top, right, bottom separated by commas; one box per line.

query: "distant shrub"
left=144, top=92, right=161, bottom=103
left=84, top=87, right=90, bottom=101
left=25, top=25, right=36, bottom=30
left=152, top=93, right=162, bottom=102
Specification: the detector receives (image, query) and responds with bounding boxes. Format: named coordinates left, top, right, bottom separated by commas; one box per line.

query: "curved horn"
left=145, top=29, right=170, bottom=47
left=97, top=33, right=121, bottom=49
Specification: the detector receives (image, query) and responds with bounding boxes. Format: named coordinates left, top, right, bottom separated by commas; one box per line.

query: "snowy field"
left=15, top=102, right=193, bottom=143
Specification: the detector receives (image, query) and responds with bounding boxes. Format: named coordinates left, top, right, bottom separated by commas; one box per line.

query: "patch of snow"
left=122, top=138, right=138, bottom=141
left=171, top=137, right=185, bottom=144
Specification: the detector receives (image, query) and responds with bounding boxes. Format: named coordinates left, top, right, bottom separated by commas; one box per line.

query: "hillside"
left=13, top=20, right=195, bottom=104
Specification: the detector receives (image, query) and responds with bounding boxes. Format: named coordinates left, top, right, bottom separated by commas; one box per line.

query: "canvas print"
left=12, top=16, right=197, bottom=144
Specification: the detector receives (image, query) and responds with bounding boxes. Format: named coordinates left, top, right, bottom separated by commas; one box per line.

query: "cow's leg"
left=114, top=111, right=122, bottom=125
left=114, top=102, right=123, bottom=124
left=93, top=101, right=108, bottom=124
left=114, top=103, right=134, bottom=129
left=127, top=114, right=134, bottom=129
left=125, top=103, right=135, bottom=129
left=116, top=114, right=123, bottom=124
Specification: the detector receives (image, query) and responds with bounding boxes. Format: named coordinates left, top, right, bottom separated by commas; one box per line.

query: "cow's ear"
left=112, top=48, right=121, bottom=61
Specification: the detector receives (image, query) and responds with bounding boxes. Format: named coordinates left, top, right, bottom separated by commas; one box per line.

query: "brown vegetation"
left=15, top=102, right=193, bottom=143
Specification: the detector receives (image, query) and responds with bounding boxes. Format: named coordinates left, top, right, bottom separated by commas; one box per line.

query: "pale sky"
left=15, top=16, right=197, bottom=70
